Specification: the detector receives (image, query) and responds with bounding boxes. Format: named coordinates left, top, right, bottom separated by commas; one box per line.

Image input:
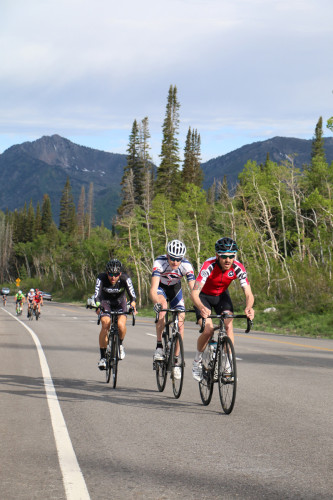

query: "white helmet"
left=167, top=240, right=186, bottom=258
left=30, top=288, right=34, bottom=292
left=18, top=290, right=22, bottom=294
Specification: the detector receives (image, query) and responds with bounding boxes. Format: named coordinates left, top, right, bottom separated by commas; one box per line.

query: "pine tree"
left=155, top=85, right=181, bottom=200
left=138, top=117, right=154, bottom=209
left=35, top=202, right=42, bottom=236
left=59, top=177, right=76, bottom=234
left=77, top=186, right=85, bottom=239
left=86, top=182, right=94, bottom=238
left=119, top=120, right=140, bottom=215
left=26, top=200, right=35, bottom=241
left=311, top=116, right=326, bottom=161
left=41, top=194, right=53, bottom=233
left=182, top=127, right=203, bottom=187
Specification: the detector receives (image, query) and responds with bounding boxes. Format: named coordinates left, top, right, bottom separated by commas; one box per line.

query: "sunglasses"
left=218, top=254, right=236, bottom=259
left=168, top=256, right=182, bottom=262
left=108, top=272, right=120, bottom=277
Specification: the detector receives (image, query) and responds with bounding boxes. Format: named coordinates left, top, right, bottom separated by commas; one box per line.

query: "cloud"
left=0, top=0, right=332, bottom=161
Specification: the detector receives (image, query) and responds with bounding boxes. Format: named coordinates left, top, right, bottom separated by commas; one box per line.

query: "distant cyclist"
left=27, top=288, right=35, bottom=317
left=149, top=240, right=195, bottom=374
left=2, top=294, right=7, bottom=306
left=94, top=259, right=137, bottom=370
left=15, top=290, right=25, bottom=313
left=34, top=288, right=43, bottom=315
left=191, top=237, right=254, bottom=381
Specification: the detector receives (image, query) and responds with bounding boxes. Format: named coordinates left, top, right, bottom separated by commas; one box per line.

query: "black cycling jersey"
left=94, top=272, right=136, bottom=303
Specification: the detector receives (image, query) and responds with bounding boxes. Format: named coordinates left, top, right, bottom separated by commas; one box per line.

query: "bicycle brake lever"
left=245, top=318, right=253, bottom=334
left=199, top=318, right=206, bottom=334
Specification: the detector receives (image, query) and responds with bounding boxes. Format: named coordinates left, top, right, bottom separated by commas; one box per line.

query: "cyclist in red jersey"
left=34, top=288, right=44, bottom=315
left=190, top=237, right=254, bottom=381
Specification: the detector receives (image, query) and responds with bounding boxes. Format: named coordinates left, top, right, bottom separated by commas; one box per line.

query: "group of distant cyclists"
left=94, top=236, right=255, bottom=382
left=13, top=288, right=44, bottom=317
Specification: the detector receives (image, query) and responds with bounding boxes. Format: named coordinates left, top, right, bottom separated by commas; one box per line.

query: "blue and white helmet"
left=167, top=240, right=186, bottom=258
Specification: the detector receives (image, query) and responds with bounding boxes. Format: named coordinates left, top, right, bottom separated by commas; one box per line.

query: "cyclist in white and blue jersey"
left=149, top=240, right=195, bottom=366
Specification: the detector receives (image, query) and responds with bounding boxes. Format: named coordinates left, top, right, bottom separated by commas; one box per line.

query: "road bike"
left=198, top=313, right=252, bottom=414
left=153, top=308, right=194, bottom=399
left=97, top=306, right=135, bottom=388
left=15, top=302, right=23, bottom=316
left=34, top=305, right=40, bottom=320
left=27, top=303, right=35, bottom=320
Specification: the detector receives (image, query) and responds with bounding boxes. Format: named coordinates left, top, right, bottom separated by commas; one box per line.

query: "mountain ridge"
left=1, top=134, right=333, bottom=227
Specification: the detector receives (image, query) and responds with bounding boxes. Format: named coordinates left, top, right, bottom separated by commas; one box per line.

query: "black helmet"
left=106, top=259, right=122, bottom=273
left=215, top=237, right=238, bottom=254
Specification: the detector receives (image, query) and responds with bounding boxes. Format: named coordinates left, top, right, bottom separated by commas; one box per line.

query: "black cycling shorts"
left=194, top=290, right=233, bottom=321
left=100, top=297, right=127, bottom=317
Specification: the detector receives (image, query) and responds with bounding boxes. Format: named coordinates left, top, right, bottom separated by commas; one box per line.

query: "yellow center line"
left=236, top=334, right=333, bottom=352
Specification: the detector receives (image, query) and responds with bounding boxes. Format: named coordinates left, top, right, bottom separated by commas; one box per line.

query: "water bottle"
left=209, top=340, right=217, bottom=361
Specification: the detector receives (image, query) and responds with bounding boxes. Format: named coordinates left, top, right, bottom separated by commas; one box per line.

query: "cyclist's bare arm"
left=243, top=284, right=255, bottom=320
left=149, top=275, right=162, bottom=305
left=191, top=281, right=211, bottom=319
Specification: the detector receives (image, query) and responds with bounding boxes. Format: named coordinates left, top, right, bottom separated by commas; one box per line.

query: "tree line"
left=1, top=87, right=332, bottom=316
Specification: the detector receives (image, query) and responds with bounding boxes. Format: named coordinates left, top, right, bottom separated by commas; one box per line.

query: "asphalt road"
left=1, top=298, right=332, bottom=500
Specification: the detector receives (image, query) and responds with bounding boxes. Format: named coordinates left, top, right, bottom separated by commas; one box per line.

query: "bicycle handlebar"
left=199, top=314, right=253, bottom=334
left=154, top=308, right=196, bottom=324
left=94, top=304, right=136, bottom=326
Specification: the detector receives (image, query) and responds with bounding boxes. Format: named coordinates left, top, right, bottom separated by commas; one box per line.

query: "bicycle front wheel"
left=199, top=345, right=214, bottom=405
left=111, top=333, right=119, bottom=389
left=218, top=337, right=237, bottom=414
left=105, top=339, right=112, bottom=384
left=155, top=358, right=167, bottom=392
left=171, top=332, right=184, bottom=399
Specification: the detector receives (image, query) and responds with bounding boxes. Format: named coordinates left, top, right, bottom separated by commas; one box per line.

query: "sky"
left=1, top=0, right=332, bottom=164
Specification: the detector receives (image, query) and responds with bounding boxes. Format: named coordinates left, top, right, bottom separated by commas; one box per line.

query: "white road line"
left=146, top=333, right=156, bottom=337
left=3, top=309, right=90, bottom=500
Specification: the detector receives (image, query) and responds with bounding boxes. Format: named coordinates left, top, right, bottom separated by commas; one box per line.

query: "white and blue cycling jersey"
left=152, top=255, right=195, bottom=310
left=152, top=255, right=195, bottom=286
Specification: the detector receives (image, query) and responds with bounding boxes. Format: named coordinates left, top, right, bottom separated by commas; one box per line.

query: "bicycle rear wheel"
left=35, top=309, right=40, bottom=320
left=111, top=332, right=119, bottom=389
left=199, top=344, right=214, bottom=405
left=218, top=337, right=237, bottom=414
left=171, top=332, right=184, bottom=399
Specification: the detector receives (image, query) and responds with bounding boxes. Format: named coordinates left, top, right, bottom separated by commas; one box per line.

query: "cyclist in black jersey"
left=94, top=259, right=137, bottom=370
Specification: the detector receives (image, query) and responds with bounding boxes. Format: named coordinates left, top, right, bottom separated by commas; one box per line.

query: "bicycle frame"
left=96, top=305, right=135, bottom=387
left=153, top=308, right=194, bottom=398
left=199, top=313, right=252, bottom=413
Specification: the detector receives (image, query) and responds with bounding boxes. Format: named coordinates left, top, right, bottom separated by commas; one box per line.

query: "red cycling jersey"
left=196, top=257, right=250, bottom=296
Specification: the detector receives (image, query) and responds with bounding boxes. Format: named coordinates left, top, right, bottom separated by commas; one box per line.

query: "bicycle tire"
left=171, top=332, right=184, bottom=399
left=105, top=337, right=112, bottom=383
left=218, top=337, right=237, bottom=414
left=35, top=309, right=40, bottom=320
left=155, top=332, right=168, bottom=392
left=111, top=331, right=119, bottom=389
left=199, top=344, right=214, bottom=405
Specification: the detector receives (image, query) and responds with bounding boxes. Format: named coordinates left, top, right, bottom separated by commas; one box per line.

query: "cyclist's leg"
left=155, top=289, right=168, bottom=342
left=117, top=314, right=127, bottom=340
left=99, top=316, right=110, bottom=346
left=169, top=287, right=185, bottom=357
left=216, top=291, right=234, bottom=344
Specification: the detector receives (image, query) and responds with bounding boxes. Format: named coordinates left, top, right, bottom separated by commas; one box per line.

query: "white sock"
left=194, top=351, right=203, bottom=362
